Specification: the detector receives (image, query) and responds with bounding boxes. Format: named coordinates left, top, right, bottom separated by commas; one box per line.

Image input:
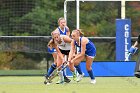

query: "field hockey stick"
left=44, top=61, right=69, bottom=84
left=44, top=62, right=65, bottom=84
left=47, top=61, right=69, bottom=82
left=125, top=53, right=132, bottom=61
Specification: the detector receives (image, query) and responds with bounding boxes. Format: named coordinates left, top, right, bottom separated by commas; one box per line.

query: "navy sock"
left=75, top=64, right=82, bottom=75
left=87, top=69, right=95, bottom=80
left=46, top=63, right=56, bottom=77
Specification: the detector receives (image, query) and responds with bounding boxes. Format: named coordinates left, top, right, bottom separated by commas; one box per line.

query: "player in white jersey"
left=55, top=18, right=84, bottom=81
left=45, top=17, right=71, bottom=83
left=49, top=30, right=76, bottom=84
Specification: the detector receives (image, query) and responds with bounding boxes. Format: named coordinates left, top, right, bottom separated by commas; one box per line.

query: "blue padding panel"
left=66, top=61, right=136, bottom=77
left=116, top=19, right=131, bottom=61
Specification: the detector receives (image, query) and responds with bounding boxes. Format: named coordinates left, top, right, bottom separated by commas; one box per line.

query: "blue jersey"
left=47, top=47, right=56, bottom=54
left=48, top=27, right=68, bottom=54
left=74, top=37, right=96, bottom=58
left=58, top=27, right=68, bottom=35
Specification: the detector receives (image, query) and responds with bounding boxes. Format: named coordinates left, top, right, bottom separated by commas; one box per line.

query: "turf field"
left=0, top=76, right=140, bottom=93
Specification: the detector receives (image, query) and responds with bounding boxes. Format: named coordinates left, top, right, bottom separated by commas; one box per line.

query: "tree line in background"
left=0, top=0, right=140, bottom=69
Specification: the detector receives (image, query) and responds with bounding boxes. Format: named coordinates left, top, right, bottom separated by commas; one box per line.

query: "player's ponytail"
left=47, top=39, right=55, bottom=49
left=77, top=29, right=84, bottom=36
left=72, top=29, right=84, bottom=36
left=48, top=30, right=60, bottom=49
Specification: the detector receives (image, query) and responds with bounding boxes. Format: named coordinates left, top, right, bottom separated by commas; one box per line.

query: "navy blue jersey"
left=74, top=37, right=96, bottom=58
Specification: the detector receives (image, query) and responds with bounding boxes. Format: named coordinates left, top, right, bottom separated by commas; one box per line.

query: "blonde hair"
left=72, top=29, right=84, bottom=36
left=51, top=30, right=60, bottom=37
left=58, top=17, right=65, bottom=24
left=48, top=30, right=60, bottom=48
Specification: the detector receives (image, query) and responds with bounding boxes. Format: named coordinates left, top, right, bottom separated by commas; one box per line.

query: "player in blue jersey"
left=68, top=29, right=96, bottom=84
left=56, top=17, right=70, bottom=36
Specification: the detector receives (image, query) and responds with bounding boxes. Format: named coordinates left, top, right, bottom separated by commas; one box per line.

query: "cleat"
left=44, top=81, right=47, bottom=84
left=56, top=80, right=64, bottom=84
left=44, top=76, right=52, bottom=84
left=46, top=82, right=51, bottom=85
left=64, top=77, right=71, bottom=83
left=135, top=71, right=140, bottom=78
left=76, top=73, right=84, bottom=82
left=44, top=75, right=49, bottom=80
left=44, top=80, right=52, bottom=84
left=44, top=76, right=49, bottom=84
left=90, top=79, right=96, bottom=84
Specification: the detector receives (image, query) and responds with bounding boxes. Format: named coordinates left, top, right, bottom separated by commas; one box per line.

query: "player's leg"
left=45, top=52, right=57, bottom=78
left=75, top=64, right=83, bottom=75
left=63, top=55, right=71, bottom=83
left=135, top=55, right=140, bottom=78
left=85, top=56, right=96, bottom=84
left=74, top=54, right=84, bottom=82
left=71, top=53, right=84, bottom=81
left=44, top=48, right=57, bottom=84
left=74, top=48, right=84, bottom=76
left=69, top=62, right=77, bottom=81
left=72, top=54, right=85, bottom=82
left=56, top=54, right=64, bottom=84
left=75, top=64, right=85, bottom=82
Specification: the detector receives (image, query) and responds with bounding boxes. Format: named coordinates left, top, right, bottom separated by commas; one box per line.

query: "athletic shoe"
left=44, top=75, right=49, bottom=80
left=72, top=72, right=77, bottom=81
left=135, top=71, right=140, bottom=78
left=56, top=80, right=64, bottom=84
left=46, top=82, right=51, bottom=85
left=64, top=77, right=71, bottom=83
left=76, top=73, right=84, bottom=82
left=90, top=79, right=96, bottom=84
left=44, top=80, right=51, bottom=85
left=44, top=76, right=52, bottom=84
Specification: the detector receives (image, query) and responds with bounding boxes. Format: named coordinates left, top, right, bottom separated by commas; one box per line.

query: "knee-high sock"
left=58, top=71, right=64, bottom=81
left=87, top=69, right=95, bottom=80
left=62, top=65, right=68, bottom=78
left=75, top=64, right=83, bottom=75
left=63, top=69, right=67, bottom=78
left=46, top=63, right=56, bottom=77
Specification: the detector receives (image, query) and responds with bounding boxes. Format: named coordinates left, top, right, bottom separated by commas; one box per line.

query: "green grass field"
left=0, top=76, right=140, bottom=93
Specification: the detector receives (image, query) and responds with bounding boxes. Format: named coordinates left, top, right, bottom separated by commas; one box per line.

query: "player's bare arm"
left=71, top=38, right=87, bottom=63
left=68, top=40, right=75, bottom=62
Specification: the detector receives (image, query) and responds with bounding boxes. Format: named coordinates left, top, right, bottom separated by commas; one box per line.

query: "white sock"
left=58, top=71, right=64, bottom=81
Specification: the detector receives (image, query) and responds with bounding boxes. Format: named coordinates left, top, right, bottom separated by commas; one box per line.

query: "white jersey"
left=56, top=35, right=71, bottom=50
